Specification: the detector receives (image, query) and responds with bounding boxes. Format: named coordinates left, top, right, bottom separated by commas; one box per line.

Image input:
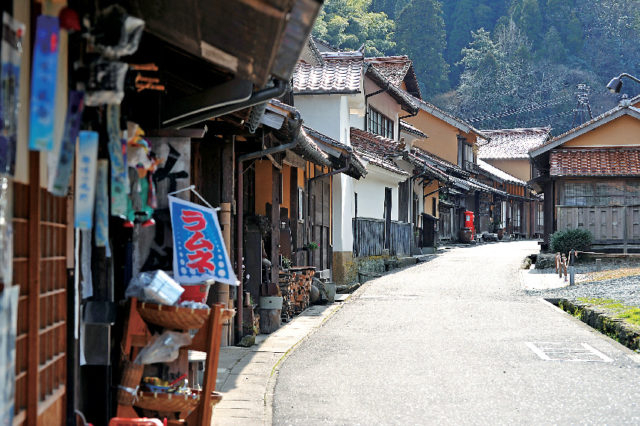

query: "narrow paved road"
left=273, top=242, right=640, bottom=425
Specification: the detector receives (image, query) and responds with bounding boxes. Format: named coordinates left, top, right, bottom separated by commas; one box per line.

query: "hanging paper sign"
left=169, top=196, right=238, bottom=285
left=74, top=131, right=99, bottom=229
left=28, top=15, right=59, bottom=152
left=49, top=90, right=84, bottom=196
left=94, top=160, right=109, bottom=247
left=0, top=13, right=25, bottom=176
left=106, top=104, right=128, bottom=217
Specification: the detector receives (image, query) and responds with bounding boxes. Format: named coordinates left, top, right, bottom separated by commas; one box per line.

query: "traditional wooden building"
left=479, top=127, right=550, bottom=238
left=2, top=0, right=323, bottom=424
left=530, top=100, right=640, bottom=252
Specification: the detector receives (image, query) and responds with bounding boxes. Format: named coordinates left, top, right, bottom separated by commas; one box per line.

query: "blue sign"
left=169, top=196, right=238, bottom=285
left=28, top=15, right=59, bottom=152
left=74, top=131, right=98, bottom=229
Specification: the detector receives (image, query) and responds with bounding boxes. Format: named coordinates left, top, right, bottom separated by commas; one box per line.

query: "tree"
left=395, top=0, right=449, bottom=97
left=312, top=0, right=395, bottom=56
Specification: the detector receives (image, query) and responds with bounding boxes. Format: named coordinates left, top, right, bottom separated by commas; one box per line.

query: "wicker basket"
left=117, top=361, right=144, bottom=406
left=133, top=390, right=222, bottom=412
left=136, top=301, right=210, bottom=330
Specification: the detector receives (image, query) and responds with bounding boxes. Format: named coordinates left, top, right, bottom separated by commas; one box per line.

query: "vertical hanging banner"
left=0, top=285, right=19, bottom=424
left=94, top=160, right=109, bottom=247
left=169, top=196, right=238, bottom=285
left=74, top=131, right=99, bottom=229
left=106, top=104, right=128, bottom=217
left=49, top=90, right=85, bottom=196
left=28, top=15, right=59, bottom=152
left=0, top=13, right=25, bottom=176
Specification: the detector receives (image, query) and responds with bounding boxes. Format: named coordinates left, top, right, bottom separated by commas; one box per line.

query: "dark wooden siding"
left=353, top=218, right=411, bottom=257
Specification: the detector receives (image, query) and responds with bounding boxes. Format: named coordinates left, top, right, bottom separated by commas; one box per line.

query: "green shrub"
left=550, top=228, right=593, bottom=254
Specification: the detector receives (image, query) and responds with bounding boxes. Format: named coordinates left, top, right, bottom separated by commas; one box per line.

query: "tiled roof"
left=303, top=125, right=367, bottom=179
left=364, top=56, right=411, bottom=87
left=478, top=127, right=551, bottom=159
left=364, top=64, right=418, bottom=113
left=400, top=120, right=428, bottom=139
left=349, top=128, right=409, bottom=176
left=293, top=52, right=363, bottom=94
left=477, top=159, right=526, bottom=185
left=550, top=148, right=640, bottom=177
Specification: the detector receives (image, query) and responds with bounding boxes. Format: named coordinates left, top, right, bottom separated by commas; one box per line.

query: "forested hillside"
left=312, top=0, right=640, bottom=133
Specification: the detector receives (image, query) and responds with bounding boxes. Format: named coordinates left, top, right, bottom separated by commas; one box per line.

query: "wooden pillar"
left=271, top=165, right=281, bottom=289
left=290, top=167, right=298, bottom=265
left=543, top=180, right=554, bottom=248
left=218, top=138, right=234, bottom=345
left=27, top=151, right=41, bottom=423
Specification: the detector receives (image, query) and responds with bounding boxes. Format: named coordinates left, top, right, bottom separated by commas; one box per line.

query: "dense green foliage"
left=395, top=0, right=449, bottom=97
left=312, top=0, right=396, bottom=56
left=313, top=0, right=640, bottom=133
left=550, top=229, right=593, bottom=255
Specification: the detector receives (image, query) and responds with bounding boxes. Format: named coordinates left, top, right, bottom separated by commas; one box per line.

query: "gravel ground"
left=526, top=260, right=640, bottom=308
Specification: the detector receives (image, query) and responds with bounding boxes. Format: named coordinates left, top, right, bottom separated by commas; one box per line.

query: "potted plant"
left=306, top=241, right=319, bottom=251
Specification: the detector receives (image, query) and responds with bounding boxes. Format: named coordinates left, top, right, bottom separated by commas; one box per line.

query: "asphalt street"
left=273, top=241, right=640, bottom=425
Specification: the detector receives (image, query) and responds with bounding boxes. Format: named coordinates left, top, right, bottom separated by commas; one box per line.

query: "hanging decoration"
left=28, top=15, right=60, bottom=152
left=0, top=285, right=19, bottom=423
left=74, top=131, right=99, bottom=229
left=95, top=160, right=109, bottom=247
left=0, top=177, right=12, bottom=287
left=107, top=104, right=128, bottom=217
left=0, top=13, right=24, bottom=176
left=125, top=124, right=158, bottom=227
left=169, top=195, right=238, bottom=286
left=49, top=90, right=85, bottom=196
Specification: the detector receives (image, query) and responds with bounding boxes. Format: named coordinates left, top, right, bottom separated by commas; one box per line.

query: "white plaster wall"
left=332, top=173, right=354, bottom=252
left=353, top=165, right=404, bottom=221
left=294, top=95, right=343, bottom=142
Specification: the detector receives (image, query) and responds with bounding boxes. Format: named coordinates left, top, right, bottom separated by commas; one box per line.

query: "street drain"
left=525, top=342, right=613, bottom=362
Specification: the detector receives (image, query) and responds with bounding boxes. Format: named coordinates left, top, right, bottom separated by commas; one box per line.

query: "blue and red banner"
left=169, top=196, right=237, bottom=285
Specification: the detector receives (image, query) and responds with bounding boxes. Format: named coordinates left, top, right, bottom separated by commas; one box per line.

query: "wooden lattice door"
left=12, top=157, right=70, bottom=425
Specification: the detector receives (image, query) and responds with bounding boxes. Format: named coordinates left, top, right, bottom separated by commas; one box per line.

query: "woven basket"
left=133, top=390, right=222, bottom=412
left=116, top=361, right=144, bottom=406
left=137, top=301, right=210, bottom=330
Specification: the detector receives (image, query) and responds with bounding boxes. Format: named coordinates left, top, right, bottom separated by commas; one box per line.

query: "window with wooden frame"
left=367, top=107, right=394, bottom=139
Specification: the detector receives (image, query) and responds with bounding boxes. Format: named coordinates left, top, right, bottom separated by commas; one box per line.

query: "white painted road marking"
left=525, top=342, right=614, bottom=362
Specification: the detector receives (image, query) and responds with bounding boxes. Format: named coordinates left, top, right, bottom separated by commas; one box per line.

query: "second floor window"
left=458, top=138, right=475, bottom=171
left=368, top=107, right=394, bottom=139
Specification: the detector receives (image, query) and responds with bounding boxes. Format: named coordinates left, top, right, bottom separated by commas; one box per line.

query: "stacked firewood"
left=278, top=268, right=315, bottom=320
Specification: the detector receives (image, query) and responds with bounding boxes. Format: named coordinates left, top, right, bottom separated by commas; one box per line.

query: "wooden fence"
left=353, top=217, right=412, bottom=257
left=557, top=205, right=640, bottom=246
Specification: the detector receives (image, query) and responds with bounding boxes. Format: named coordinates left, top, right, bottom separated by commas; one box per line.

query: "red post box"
left=464, top=210, right=475, bottom=239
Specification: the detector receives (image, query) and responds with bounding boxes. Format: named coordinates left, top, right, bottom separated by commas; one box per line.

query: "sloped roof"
left=365, top=56, right=411, bottom=87
left=364, top=64, right=418, bottom=113
left=303, top=125, right=367, bottom=179
left=477, top=159, right=526, bottom=185
left=364, top=56, right=422, bottom=99
left=478, top=127, right=551, bottom=159
left=530, top=104, right=640, bottom=158
left=349, top=127, right=409, bottom=176
left=293, top=51, right=363, bottom=94
left=400, top=120, right=428, bottom=139
left=550, top=148, right=640, bottom=177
